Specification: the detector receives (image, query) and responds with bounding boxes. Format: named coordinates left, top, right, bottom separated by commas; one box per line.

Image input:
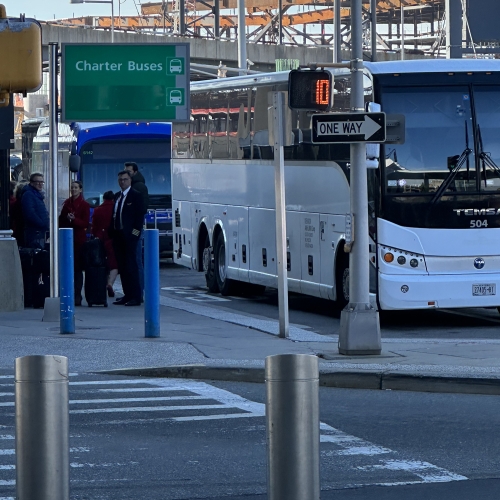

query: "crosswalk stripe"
left=70, top=395, right=210, bottom=405
left=0, top=396, right=210, bottom=407
left=0, top=448, right=89, bottom=456
left=94, top=387, right=194, bottom=393
left=172, top=412, right=264, bottom=422
left=70, top=404, right=233, bottom=415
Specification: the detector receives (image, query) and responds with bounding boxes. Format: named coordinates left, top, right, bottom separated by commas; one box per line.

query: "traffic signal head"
left=288, top=69, right=333, bottom=111
left=0, top=7, right=42, bottom=105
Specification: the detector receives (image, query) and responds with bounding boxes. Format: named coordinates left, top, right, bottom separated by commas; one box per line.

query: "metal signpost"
left=287, top=1, right=383, bottom=355
left=61, top=43, right=190, bottom=122
left=339, top=0, right=381, bottom=355
left=272, top=92, right=289, bottom=339
left=43, top=42, right=61, bottom=322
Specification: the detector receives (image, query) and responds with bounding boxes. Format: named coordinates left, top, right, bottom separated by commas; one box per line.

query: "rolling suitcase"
left=84, top=266, right=108, bottom=307
left=31, top=248, right=51, bottom=309
left=83, top=238, right=106, bottom=269
left=19, top=247, right=35, bottom=307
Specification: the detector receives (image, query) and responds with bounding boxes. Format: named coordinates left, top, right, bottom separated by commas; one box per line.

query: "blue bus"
left=69, top=122, right=173, bottom=257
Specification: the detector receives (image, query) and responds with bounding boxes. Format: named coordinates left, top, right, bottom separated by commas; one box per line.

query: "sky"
left=2, top=0, right=141, bottom=21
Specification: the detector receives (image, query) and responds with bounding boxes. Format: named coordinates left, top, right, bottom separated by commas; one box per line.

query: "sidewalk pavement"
left=1, top=294, right=500, bottom=395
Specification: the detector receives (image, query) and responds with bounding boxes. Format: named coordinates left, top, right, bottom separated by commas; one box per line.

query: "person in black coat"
left=124, top=161, right=149, bottom=297
left=110, top=170, right=145, bottom=306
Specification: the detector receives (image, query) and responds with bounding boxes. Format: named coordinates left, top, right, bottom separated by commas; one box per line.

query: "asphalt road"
left=159, top=261, right=500, bottom=340
left=1, top=373, right=499, bottom=499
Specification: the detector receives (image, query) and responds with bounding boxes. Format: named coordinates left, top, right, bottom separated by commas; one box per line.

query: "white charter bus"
left=172, top=59, right=500, bottom=311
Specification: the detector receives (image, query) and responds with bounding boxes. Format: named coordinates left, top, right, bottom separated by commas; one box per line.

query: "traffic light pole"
left=42, top=42, right=60, bottom=321
left=0, top=98, right=14, bottom=231
left=49, top=42, right=59, bottom=299
left=338, top=0, right=381, bottom=355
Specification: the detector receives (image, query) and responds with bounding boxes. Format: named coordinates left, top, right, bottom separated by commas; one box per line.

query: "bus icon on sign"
left=169, top=90, right=182, bottom=104
left=169, top=59, right=182, bottom=74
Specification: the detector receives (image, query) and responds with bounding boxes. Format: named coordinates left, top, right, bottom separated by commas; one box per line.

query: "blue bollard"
left=144, top=229, right=160, bottom=338
left=59, top=228, right=75, bottom=335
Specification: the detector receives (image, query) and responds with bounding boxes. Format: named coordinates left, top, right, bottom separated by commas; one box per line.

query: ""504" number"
left=470, top=220, right=488, bottom=228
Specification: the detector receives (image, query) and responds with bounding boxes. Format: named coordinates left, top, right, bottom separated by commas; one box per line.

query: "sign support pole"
left=333, top=0, right=342, bottom=63
left=49, top=42, right=59, bottom=299
left=273, top=92, right=289, bottom=339
left=43, top=42, right=60, bottom=321
left=338, top=0, right=381, bottom=355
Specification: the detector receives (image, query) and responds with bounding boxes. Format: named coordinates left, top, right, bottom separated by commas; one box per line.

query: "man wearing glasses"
left=21, top=173, right=50, bottom=249
left=110, top=170, right=145, bottom=306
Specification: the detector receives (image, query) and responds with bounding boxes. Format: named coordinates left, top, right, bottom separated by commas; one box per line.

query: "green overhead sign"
left=61, top=43, right=190, bottom=122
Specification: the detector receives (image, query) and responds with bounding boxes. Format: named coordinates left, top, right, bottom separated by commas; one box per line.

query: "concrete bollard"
left=144, top=229, right=160, bottom=338
left=59, top=228, right=75, bottom=334
left=265, top=354, right=320, bottom=500
left=15, top=355, right=69, bottom=500
left=0, top=230, right=23, bottom=311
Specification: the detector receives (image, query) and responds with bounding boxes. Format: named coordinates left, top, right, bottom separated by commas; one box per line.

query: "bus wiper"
left=431, top=121, right=472, bottom=205
left=477, top=124, right=500, bottom=187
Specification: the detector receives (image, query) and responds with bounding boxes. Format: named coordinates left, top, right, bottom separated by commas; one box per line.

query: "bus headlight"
left=379, top=246, right=426, bottom=272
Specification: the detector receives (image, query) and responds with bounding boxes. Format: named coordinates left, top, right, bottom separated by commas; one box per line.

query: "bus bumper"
left=378, top=272, right=500, bottom=310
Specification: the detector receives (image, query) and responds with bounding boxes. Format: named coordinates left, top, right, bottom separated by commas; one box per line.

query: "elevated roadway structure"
left=51, top=0, right=500, bottom=61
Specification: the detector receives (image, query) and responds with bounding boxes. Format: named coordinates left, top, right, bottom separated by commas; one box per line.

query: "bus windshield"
left=382, top=85, right=500, bottom=195
left=379, top=83, right=500, bottom=229
left=79, top=139, right=172, bottom=207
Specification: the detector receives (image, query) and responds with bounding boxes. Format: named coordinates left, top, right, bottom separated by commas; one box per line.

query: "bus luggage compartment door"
left=300, top=213, right=320, bottom=297
left=172, top=201, right=193, bottom=268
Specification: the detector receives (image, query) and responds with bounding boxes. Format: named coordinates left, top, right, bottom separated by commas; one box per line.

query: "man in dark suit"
left=111, top=170, right=145, bottom=306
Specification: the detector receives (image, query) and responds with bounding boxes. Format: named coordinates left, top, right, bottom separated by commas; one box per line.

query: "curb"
left=97, top=365, right=500, bottom=396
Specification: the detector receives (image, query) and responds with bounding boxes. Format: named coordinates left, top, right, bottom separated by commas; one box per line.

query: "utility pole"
left=338, top=0, right=381, bottom=355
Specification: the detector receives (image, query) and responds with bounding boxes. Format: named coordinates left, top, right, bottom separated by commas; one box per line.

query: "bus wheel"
left=215, top=232, right=236, bottom=296
left=203, top=234, right=219, bottom=293
left=335, top=253, right=349, bottom=309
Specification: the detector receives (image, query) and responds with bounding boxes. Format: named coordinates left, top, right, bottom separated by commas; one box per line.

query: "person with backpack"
left=59, top=181, right=90, bottom=306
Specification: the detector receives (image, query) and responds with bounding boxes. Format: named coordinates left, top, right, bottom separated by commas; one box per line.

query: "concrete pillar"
left=0, top=233, right=23, bottom=311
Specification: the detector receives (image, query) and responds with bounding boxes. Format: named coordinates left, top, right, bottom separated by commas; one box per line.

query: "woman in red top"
left=59, top=181, right=91, bottom=306
left=91, top=190, right=119, bottom=297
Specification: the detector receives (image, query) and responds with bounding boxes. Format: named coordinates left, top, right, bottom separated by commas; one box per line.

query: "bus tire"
left=214, top=232, right=236, bottom=296
left=335, top=252, right=349, bottom=309
left=203, top=234, right=219, bottom=293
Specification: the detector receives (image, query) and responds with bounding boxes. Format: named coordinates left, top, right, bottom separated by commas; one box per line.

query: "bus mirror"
left=69, top=154, right=81, bottom=173
left=366, top=143, right=380, bottom=169
left=447, top=155, right=459, bottom=171
left=366, top=102, right=381, bottom=113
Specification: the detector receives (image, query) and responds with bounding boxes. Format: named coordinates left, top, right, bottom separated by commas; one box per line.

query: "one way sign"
left=312, top=112, right=386, bottom=144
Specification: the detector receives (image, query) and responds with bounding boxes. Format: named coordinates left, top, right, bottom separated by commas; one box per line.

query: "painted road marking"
left=161, top=286, right=231, bottom=302
left=0, top=376, right=468, bottom=491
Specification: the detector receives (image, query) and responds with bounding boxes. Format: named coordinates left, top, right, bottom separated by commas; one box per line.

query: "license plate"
left=472, top=284, right=496, bottom=296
